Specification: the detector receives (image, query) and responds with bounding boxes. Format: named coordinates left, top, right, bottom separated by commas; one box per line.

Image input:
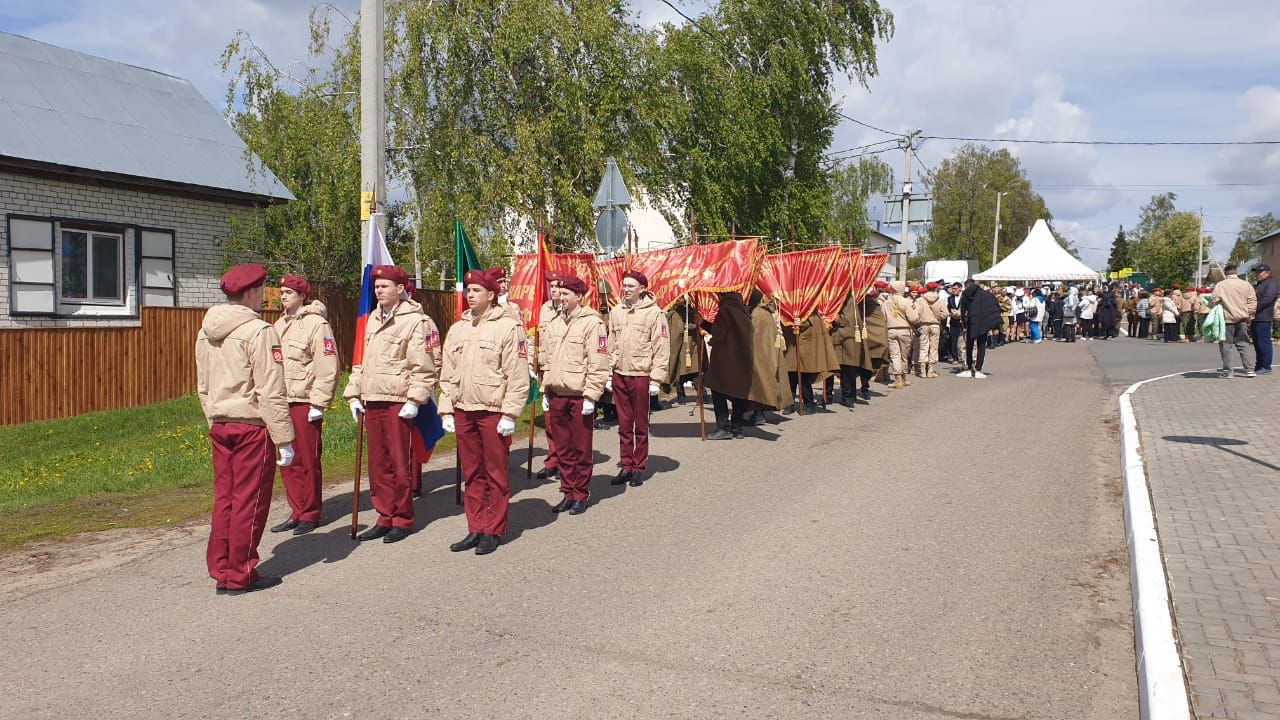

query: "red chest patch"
left=322, top=337, right=337, bottom=356
left=597, top=335, right=608, bottom=354
left=271, top=346, right=283, bottom=364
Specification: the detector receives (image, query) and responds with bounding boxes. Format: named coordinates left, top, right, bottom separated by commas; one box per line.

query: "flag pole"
left=696, top=320, right=707, bottom=441
left=526, top=334, right=540, bottom=481
left=350, top=414, right=364, bottom=539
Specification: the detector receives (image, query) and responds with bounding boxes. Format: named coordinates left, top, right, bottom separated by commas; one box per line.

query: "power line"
left=836, top=110, right=908, bottom=139
left=921, top=135, right=1280, bottom=146
left=825, top=138, right=900, bottom=157
left=1039, top=182, right=1280, bottom=189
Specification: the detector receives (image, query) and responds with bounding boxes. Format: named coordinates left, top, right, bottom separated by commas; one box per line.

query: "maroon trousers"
left=281, top=403, right=323, bottom=523
left=207, top=422, right=276, bottom=590
left=612, top=373, right=651, bottom=472
left=546, top=393, right=593, bottom=501
left=364, top=402, right=415, bottom=530
left=543, top=426, right=560, bottom=471
left=456, top=410, right=511, bottom=535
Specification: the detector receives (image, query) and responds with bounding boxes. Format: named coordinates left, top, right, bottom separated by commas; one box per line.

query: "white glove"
left=441, top=415, right=455, bottom=433
left=307, top=405, right=324, bottom=423
left=398, top=401, right=419, bottom=420
left=497, top=416, right=516, bottom=437
left=276, top=443, right=295, bottom=467
left=582, top=399, right=595, bottom=416
left=648, top=382, right=660, bottom=396
left=542, top=396, right=549, bottom=412
left=349, top=399, right=364, bottom=421
left=605, top=379, right=613, bottom=392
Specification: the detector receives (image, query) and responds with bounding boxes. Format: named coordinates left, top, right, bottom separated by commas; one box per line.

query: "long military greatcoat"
left=747, top=299, right=791, bottom=410
left=783, top=312, right=839, bottom=374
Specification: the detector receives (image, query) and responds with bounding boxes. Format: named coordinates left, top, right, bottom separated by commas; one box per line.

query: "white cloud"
left=1212, top=85, right=1280, bottom=215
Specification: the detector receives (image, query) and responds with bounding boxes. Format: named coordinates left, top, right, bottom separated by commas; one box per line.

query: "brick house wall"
left=1, top=169, right=259, bottom=328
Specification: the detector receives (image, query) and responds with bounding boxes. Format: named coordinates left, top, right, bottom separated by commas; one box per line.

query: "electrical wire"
left=921, top=135, right=1280, bottom=146
left=836, top=110, right=908, bottom=139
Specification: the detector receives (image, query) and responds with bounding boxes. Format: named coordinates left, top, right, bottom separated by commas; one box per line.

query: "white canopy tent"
left=974, top=219, right=1099, bottom=282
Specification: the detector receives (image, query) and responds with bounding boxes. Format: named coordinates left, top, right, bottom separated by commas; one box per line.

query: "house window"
left=61, top=229, right=124, bottom=304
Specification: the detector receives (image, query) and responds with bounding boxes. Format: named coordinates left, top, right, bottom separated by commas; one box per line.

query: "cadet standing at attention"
left=196, top=263, right=294, bottom=595
left=606, top=270, right=670, bottom=487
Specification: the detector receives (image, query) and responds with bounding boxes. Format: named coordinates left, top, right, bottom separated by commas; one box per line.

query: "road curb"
left=1119, top=370, right=1206, bottom=720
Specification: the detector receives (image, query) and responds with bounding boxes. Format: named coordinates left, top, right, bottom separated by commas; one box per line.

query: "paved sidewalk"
left=1133, top=370, right=1280, bottom=719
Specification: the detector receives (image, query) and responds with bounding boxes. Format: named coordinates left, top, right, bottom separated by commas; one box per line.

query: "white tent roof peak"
left=974, top=219, right=1099, bottom=282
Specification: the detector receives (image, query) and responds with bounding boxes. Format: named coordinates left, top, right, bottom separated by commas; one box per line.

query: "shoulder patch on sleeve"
left=518, top=339, right=528, bottom=359
left=597, top=334, right=608, bottom=354
left=323, top=337, right=337, bottom=356
left=426, top=329, right=440, bottom=352
left=660, top=322, right=669, bottom=338
left=271, top=345, right=284, bottom=363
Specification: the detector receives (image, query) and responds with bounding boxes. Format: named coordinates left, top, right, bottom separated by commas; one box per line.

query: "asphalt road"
left=0, top=339, right=1141, bottom=719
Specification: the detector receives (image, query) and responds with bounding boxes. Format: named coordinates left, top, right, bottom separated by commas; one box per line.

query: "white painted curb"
left=1119, top=370, right=1208, bottom=720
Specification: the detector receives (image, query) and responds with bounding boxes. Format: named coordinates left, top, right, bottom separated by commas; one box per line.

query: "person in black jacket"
left=958, top=280, right=1002, bottom=379
left=1254, top=264, right=1277, bottom=374
left=1046, top=288, right=1064, bottom=339
left=1096, top=286, right=1120, bottom=340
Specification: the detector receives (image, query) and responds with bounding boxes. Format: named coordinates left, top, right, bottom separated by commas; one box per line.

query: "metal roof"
left=0, top=32, right=294, bottom=201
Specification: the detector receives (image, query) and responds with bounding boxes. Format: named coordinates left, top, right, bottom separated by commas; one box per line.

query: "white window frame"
left=60, top=228, right=126, bottom=306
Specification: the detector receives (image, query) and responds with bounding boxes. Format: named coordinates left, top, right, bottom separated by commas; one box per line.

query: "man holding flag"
left=438, top=269, right=529, bottom=555
left=344, top=261, right=441, bottom=544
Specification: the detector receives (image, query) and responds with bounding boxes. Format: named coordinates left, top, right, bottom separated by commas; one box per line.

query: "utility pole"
left=991, top=191, right=1004, bottom=266
left=359, top=0, right=386, bottom=260
left=1195, top=206, right=1205, bottom=288
left=899, top=130, right=920, bottom=281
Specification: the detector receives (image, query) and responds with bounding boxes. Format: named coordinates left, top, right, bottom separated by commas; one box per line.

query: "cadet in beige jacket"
left=438, top=269, right=530, bottom=556
left=195, top=263, right=294, bottom=595
left=267, top=275, right=339, bottom=535
left=540, top=273, right=611, bottom=514
left=883, top=282, right=918, bottom=388
left=343, top=265, right=440, bottom=543
left=533, top=273, right=565, bottom=480
left=916, top=282, right=946, bottom=378
left=606, top=270, right=671, bottom=487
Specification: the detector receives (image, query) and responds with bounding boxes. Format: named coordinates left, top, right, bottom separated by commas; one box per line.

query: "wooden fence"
left=0, top=289, right=457, bottom=426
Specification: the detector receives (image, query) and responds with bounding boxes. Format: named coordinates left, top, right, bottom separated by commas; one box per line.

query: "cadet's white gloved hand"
left=441, top=415, right=455, bottom=433
left=541, top=396, right=549, bottom=413
left=581, top=399, right=595, bottom=416
left=648, top=382, right=660, bottom=396
left=276, top=443, right=295, bottom=467
left=349, top=399, right=364, bottom=421
left=497, top=416, right=517, bottom=437
left=398, top=401, right=419, bottom=420
left=308, top=405, right=324, bottom=423
left=605, top=379, right=613, bottom=392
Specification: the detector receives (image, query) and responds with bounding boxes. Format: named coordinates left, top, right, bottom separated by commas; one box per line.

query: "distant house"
left=0, top=32, right=292, bottom=328
left=1256, top=230, right=1280, bottom=272
left=862, top=228, right=901, bottom=279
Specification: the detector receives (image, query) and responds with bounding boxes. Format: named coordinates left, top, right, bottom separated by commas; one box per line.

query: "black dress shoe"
left=270, top=519, right=298, bottom=533
left=292, top=521, right=317, bottom=536
left=568, top=500, right=588, bottom=515
left=225, top=575, right=282, bottom=596
left=860, top=387, right=871, bottom=401
left=450, top=533, right=482, bottom=552
left=610, top=470, right=633, bottom=486
left=707, top=429, right=734, bottom=440
left=551, top=497, right=575, bottom=513
left=535, top=467, right=560, bottom=480
left=382, top=527, right=411, bottom=544
left=475, top=534, right=500, bottom=555
left=356, top=525, right=391, bottom=541
left=628, top=473, right=645, bottom=487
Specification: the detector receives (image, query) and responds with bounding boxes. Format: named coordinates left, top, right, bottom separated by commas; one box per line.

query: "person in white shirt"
left=1078, top=289, right=1098, bottom=339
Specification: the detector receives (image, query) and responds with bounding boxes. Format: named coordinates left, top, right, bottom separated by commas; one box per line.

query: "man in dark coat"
left=702, top=292, right=754, bottom=439
left=665, top=298, right=702, bottom=402
left=959, top=280, right=1001, bottom=378
left=1253, top=264, right=1277, bottom=374
left=746, top=291, right=790, bottom=418
left=783, top=312, right=839, bottom=412
left=1096, top=287, right=1120, bottom=340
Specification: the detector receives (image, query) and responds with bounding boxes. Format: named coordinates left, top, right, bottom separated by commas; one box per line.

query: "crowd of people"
left=192, top=259, right=1277, bottom=593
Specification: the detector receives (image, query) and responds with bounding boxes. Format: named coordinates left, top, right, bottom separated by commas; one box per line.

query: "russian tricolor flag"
left=354, top=216, right=444, bottom=461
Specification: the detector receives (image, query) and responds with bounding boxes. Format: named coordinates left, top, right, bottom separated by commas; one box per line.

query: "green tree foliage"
left=1106, top=225, right=1131, bottom=273
left=1229, top=212, right=1280, bottom=263
left=1132, top=209, right=1208, bottom=288
left=1131, top=192, right=1176, bottom=244
left=917, top=143, right=1058, bottom=263
left=825, top=156, right=894, bottom=244
left=219, top=13, right=364, bottom=290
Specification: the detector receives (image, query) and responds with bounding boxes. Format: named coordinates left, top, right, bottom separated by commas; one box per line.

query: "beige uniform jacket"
left=884, top=294, right=917, bottom=331
left=608, top=293, right=671, bottom=382
left=196, top=304, right=294, bottom=445
left=540, top=305, right=610, bottom=401
left=438, top=305, right=530, bottom=420
left=917, top=292, right=945, bottom=326
left=500, top=301, right=524, bottom=327
left=273, top=301, right=339, bottom=407
left=343, top=300, right=440, bottom=405
left=1215, top=277, right=1258, bottom=323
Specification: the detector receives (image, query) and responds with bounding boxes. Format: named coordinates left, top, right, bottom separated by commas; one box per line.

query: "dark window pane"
left=61, top=231, right=87, bottom=299
left=92, top=234, right=120, bottom=300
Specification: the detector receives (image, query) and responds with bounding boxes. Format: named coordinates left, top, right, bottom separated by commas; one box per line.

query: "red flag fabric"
left=597, top=257, right=627, bottom=307
left=509, top=249, right=602, bottom=324
left=815, top=250, right=859, bottom=324
left=600, top=239, right=764, bottom=321
left=756, top=247, right=843, bottom=327
left=853, top=253, right=891, bottom=302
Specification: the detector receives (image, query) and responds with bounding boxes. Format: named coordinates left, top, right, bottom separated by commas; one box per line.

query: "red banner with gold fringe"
left=815, top=250, right=859, bottom=324
left=508, top=251, right=602, bottom=326
left=853, top=253, right=890, bottom=302
left=600, top=239, right=765, bottom=322
left=756, top=247, right=843, bottom=327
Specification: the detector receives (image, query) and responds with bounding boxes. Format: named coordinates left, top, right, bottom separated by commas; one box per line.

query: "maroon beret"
left=219, top=263, right=266, bottom=295
left=874, top=280, right=889, bottom=289
left=622, top=270, right=648, bottom=287
left=487, top=266, right=508, bottom=282
left=926, top=282, right=939, bottom=290
left=464, top=269, right=500, bottom=293
left=279, top=274, right=311, bottom=297
left=372, top=265, right=409, bottom=285
left=560, top=274, right=589, bottom=295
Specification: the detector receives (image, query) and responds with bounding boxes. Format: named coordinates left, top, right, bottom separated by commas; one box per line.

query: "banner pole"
left=696, top=327, right=707, bottom=441
left=350, top=414, right=364, bottom=539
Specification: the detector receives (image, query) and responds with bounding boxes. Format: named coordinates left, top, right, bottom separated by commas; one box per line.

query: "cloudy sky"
left=6, top=0, right=1278, bottom=268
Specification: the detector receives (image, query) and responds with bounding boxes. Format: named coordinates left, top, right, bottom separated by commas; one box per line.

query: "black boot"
left=270, top=519, right=298, bottom=533
left=450, top=533, right=482, bottom=552
left=475, top=534, right=500, bottom=555
left=551, top=497, right=575, bottom=513
left=356, top=525, right=390, bottom=542
left=611, top=470, right=633, bottom=486
left=382, top=527, right=411, bottom=544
